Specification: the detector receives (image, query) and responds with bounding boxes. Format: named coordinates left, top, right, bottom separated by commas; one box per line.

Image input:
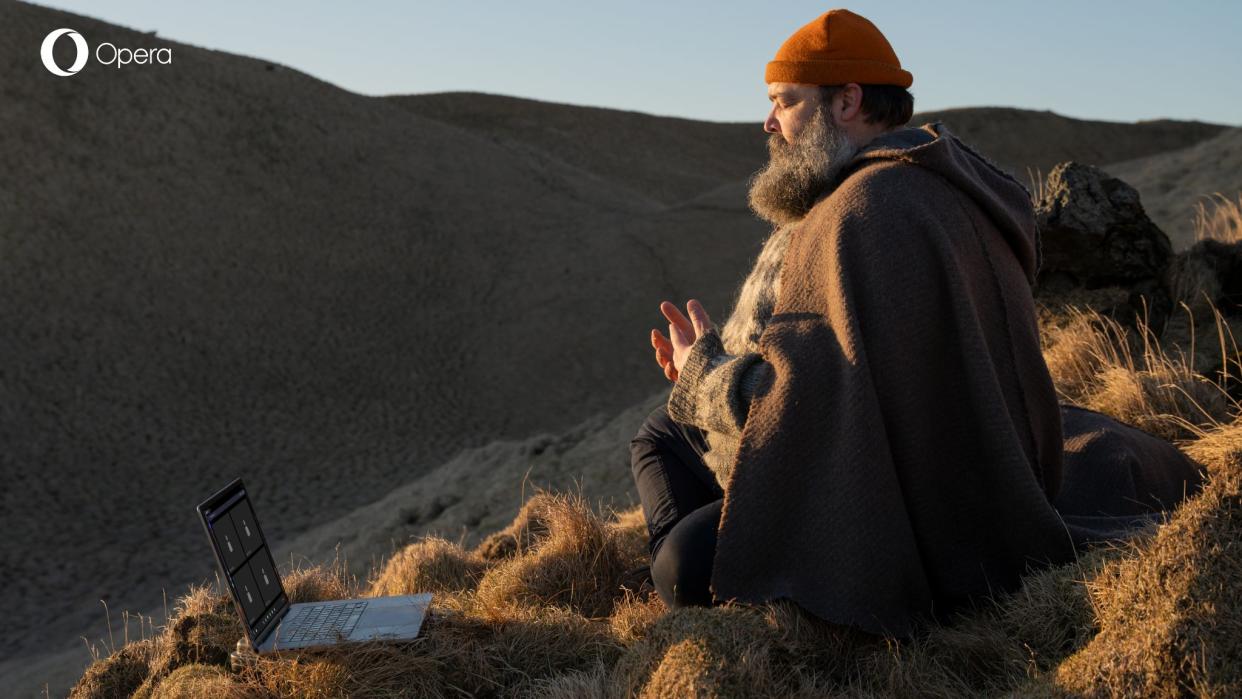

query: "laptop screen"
left=198, top=479, right=288, bottom=644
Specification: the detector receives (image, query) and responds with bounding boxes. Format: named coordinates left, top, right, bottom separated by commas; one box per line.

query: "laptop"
left=197, top=477, right=433, bottom=653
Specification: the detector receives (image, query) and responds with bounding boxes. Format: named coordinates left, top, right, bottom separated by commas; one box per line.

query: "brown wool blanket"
left=1055, top=404, right=1204, bottom=545
left=705, top=122, right=1203, bottom=637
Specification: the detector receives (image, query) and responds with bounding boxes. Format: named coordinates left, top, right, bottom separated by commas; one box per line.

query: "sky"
left=31, top=0, right=1242, bottom=126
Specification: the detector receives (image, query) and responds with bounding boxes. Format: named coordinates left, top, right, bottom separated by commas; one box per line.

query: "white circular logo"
left=41, top=28, right=88, bottom=77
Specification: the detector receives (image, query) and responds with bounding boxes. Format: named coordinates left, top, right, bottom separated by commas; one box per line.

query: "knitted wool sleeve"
left=666, top=327, right=773, bottom=437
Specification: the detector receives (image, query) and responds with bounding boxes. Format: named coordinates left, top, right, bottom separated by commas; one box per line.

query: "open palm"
left=650, top=299, right=715, bottom=382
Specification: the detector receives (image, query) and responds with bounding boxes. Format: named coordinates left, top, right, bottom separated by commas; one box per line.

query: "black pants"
left=629, top=403, right=724, bottom=608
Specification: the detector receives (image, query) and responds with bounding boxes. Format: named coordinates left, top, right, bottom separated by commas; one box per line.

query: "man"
left=628, top=8, right=1202, bottom=637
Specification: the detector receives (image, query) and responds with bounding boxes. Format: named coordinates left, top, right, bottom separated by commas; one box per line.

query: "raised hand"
left=651, top=299, right=715, bottom=382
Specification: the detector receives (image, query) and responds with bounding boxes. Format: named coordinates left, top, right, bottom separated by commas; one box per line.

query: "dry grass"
left=1054, top=420, right=1242, bottom=696
left=1193, top=192, right=1242, bottom=244
left=137, top=663, right=254, bottom=698
left=1026, top=165, right=1048, bottom=206
left=471, top=492, right=558, bottom=562
left=282, top=558, right=356, bottom=605
left=1168, top=253, right=1226, bottom=323
left=472, top=490, right=648, bottom=619
left=68, top=638, right=157, bottom=699
left=1040, top=302, right=1241, bottom=443
left=368, top=536, right=489, bottom=596
left=69, top=298, right=1242, bottom=697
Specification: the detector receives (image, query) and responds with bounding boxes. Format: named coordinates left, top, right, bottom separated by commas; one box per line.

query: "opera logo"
left=39, top=28, right=173, bottom=76
left=41, top=28, right=88, bottom=77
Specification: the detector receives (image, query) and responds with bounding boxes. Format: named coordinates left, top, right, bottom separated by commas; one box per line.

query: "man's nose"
left=763, top=107, right=780, bottom=134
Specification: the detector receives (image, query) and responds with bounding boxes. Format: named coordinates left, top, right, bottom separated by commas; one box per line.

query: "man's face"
left=763, top=82, right=821, bottom=143
left=747, top=84, right=861, bottom=226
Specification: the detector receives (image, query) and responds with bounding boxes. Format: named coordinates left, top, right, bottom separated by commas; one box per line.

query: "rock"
left=1034, top=162, right=1175, bottom=334
left=1169, top=238, right=1242, bottom=319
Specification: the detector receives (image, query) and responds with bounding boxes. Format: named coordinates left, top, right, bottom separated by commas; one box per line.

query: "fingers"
left=686, top=298, right=714, bottom=336
left=651, top=328, right=673, bottom=353
left=660, top=299, right=713, bottom=344
left=653, top=299, right=707, bottom=383
left=660, top=300, right=694, bottom=343
left=652, top=332, right=672, bottom=366
left=670, top=321, right=688, bottom=347
left=652, top=330, right=673, bottom=360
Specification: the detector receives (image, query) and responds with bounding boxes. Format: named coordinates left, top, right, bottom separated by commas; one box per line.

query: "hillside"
left=393, top=94, right=1229, bottom=201
left=1, top=0, right=1236, bottom=695
left=0, top=0, right=768, bottom=683
left=67, top=298, right=1242, bottom=697
left=914, top=106, right=1227, bottom=179
left=384, top=93, right=769, bottom=207
left=1108, top=127, right=1242, bottom=250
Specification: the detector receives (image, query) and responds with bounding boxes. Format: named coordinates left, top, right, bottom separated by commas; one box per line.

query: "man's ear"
left=837, top=83, right=864, bottom=122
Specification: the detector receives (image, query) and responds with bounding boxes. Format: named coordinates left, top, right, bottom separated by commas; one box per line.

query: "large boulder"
left=1034, top=162, right=1175, bottom=334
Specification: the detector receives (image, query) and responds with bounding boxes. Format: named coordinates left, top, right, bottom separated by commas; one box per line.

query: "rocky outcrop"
left=1034, top=162, right=1176, bottom=334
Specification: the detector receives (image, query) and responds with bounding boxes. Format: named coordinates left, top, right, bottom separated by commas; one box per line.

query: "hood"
left=844, top=122, right=1042, bottom=284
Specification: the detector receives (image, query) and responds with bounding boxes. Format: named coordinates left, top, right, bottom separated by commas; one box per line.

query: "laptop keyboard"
left=279, top=601, right=369, bottom=644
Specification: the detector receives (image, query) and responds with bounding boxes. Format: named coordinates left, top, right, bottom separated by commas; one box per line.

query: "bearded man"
left=628, top=8, right=1204, bottom=637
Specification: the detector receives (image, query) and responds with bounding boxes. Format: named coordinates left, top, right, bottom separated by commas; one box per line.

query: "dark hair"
left=818, top=84, right=914, bottom=129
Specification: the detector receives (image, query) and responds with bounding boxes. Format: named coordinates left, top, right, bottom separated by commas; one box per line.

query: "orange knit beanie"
left=765, top=9, right=912, bottom=88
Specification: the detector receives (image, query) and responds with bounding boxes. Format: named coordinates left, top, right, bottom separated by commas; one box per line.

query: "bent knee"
left=630, top=405, right=675, bottom=452
left=649, top=504, right=719, bottom=608
left=651, top=543, right=713, bottom=608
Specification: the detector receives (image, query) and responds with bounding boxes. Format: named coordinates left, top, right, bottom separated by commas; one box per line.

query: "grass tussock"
left=473, top=490, right=648, bottom=619
left=369, top=535, right=489, bottom=596
left=237, top=593, right=625, bottom=697
left=1169, top=252, right=1226, bottom=323
left=282, top=559, right=356, bottom=604
left=1193, top=192, right=1242, bottom=245
left=69, top=638, right=157, bottom=699
left=138, top=663, right=253, bottom=699
left=1040, top=302, right=1241, bottom=442
left=472, top=492, right=558, bottom=561
left=1055, top=420, right=1242, bottom=696
left=71, top=299, right=1242, bottom=697
left=139, top=586, right=240, bottom=691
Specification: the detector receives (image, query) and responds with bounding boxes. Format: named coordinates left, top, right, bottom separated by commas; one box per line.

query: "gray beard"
left=746, top=108, right=861, bottom=227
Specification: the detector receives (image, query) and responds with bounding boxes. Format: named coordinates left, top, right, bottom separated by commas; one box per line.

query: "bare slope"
left=1, top=0, right=1230, bottom=691
left=385, top=92, right=768, bottom=206
left=63, top=299, right=1242, bottom=697
left=1106, top=127, right=1242, bottom=250
left=914, top=106, right=1227, bottom=179
left=0, top=0, right=773, bottom=675
left=393, top=94, right=1229, bottom=202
